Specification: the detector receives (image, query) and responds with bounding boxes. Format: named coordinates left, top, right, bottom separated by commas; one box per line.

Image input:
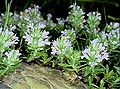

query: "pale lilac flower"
left=98, top=43, right=105, bottom=51
left=107, top=29, right=120, bottom=49
left=100, top=31, right=108, bottom=39
left=34, top=5, right=41, bottom=11
left=27, top=23, right=34, bottom=29
left=10, top=25, right=16, bottom=30
left=90, top=38, right=99, bottom=45
left=64, top=39, right=72, bottom=47
left=25, top=7, right=32, bottom=13
left=23, top=33, right=32, bottom=44
left=89, top=62, right=98, bottom=66
left=101, top=51, right=109, bottom=60
left=56, top=18, right=65, bottom=26
left=87, top=12, right=101, bottom=21
left=38, top=39, right=50, bottom=46
left=38, top=40, right=45, bottom=46
left=41, top=30, right=49, bottom=38
left=13, top=13, right=19, bottom=21
left=12, top=35, right=19, bottom=44
left=47, top=13, right=52, bottom=19
left=110, top=22, right=119, bottom=28
left=4, top=30, right=14, bottom=37
left=0, top=28, right=19, bottom=49
left=5, top=50, right=21, bottom=58
left=51, top=46, right=57, bottom=55
left=4, top=41, right=12, bottom=47
left=4, top=35, right=19, bottom=47
left=51, top=37, right=72, bottom=55
left=43, top=39, right=51, bottom=45
left=81, top=48, right=90, bottom=59
left=52, top=40, right=58, bottom=46
left=39, top=21, right=46, bottom=29
left=0, top=27, right=2, bottom=33
left=3, top=50, right=21, bottom=65
left=81, top=38, right=109, bottom=66
left=1, top=13, right=4, bottom=16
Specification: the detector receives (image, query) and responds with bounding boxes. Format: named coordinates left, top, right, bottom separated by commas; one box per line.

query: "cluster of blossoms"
left=2, top=50, right=21, bottom=66
left=61, top=28, right=76, bottom=41
left=0, top=27, right=19, bottom=53
left=99, top=22, right=120, bottom=50
left=23, top=20, right=50, bottom=61
left=86, top=12, right=101, bottom=35
left=107, top=28, right=120, bottom=50
left=54, top=18, right=66, bottom=33
left=45, top=13, right=56, bottom=31
left=51, top=29, right=81, bottom=72
left=0, top=12, right=17, bottom=27
left=51, top=36, right=72, bottom=55
left=67, top=3, right=85, bottom=31
left=0, top=26, right=21, bottom=75
left=107, top=22, right=120, bottom=31
left=20, top=5, right=41, bottom=22
left=23, top=29, right=50, bottom=50
left=81, top=38, right=109, bottom=66
left=51, top=28, right=76, bottom=56
left=18, top=5, right=44, bottom=32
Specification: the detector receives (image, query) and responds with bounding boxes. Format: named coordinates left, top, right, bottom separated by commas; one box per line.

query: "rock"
left=2, top=63, right=88, bottom=89
left=0, top=82, right=11, bottom=89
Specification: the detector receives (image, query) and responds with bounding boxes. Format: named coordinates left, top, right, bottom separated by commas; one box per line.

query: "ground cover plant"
left=0, top=1, right=120, bottom=89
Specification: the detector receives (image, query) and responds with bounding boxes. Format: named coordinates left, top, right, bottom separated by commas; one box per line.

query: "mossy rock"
left=2, top=63, right=88, bottom=89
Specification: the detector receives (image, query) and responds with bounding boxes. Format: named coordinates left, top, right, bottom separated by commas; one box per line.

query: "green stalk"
left=4, top=0, right=13, bottom=29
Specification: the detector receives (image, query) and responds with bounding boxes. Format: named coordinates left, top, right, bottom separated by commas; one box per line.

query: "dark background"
left=0, top=0, right=120, bottom=22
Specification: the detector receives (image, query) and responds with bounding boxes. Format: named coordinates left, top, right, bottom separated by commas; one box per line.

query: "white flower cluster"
left=18, top=5, right=43, bottom=31
left=108, top=22, right=119, bottom=30
left=45, top=13, right=56, bottom=30
left=81, top=38, right=109, bottom=66
left=3, top=50, right=21, bottom=66
left=0, top=12, right=19, bottom=28
left=107, top=29, right=120, bottom=49
left=51, top=36, right=72, bottom=55
left=86, top=12, right=101, bottom=34
left=87, top=12, right=101, bottom=21
left=56, top=18, right=65, bottom=26
left=23, top=28, right=50, bottom=51
left=67, top=3, right=85, bottom=30
left=51, top=28, right=76, bottom=55
left=20, top=5, right=41, bottom=21
left=0, top=27, right=19, bottom=53
left=61, top=28, right=76, bottom=41
left=99, top=22, right=120, bottom=50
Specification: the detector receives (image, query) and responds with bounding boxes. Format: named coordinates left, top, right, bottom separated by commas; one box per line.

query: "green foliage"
left=0, top=1, right=120, bottom=89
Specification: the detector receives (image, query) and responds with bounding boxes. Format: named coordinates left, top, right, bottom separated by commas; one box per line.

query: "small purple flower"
left=23, top=33, right=32, bottom=44
left=89, top=62, right=98, bottom=67
left=41, top=30, right=49, bottom=38
left=91, top=38, right=99, bottom=45
left=56, top=18, right=65, bottom=26
left=27, top=23, right=34, bottom=29
left=47, top=13, right=52, bottom=19
left=39, top=21, right=46, bottom=29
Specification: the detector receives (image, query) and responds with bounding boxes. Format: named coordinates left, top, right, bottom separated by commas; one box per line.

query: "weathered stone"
left=2, top=63, right=88, bottom=89
left=0, top=82, right=11, bottom=89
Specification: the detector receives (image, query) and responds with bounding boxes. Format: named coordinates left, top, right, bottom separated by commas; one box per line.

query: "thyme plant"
left=0, top=2, right=120, bottom=89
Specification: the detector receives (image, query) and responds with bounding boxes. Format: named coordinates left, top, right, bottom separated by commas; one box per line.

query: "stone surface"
left=0, top=82, right=11, bottom=89
left=2, top=63, right=88, bottom=89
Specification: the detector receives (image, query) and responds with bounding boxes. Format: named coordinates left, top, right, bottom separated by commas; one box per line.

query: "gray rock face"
left=0, top=82, right=11, bottom=89
left=2, top=63, right=88, bottom=89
